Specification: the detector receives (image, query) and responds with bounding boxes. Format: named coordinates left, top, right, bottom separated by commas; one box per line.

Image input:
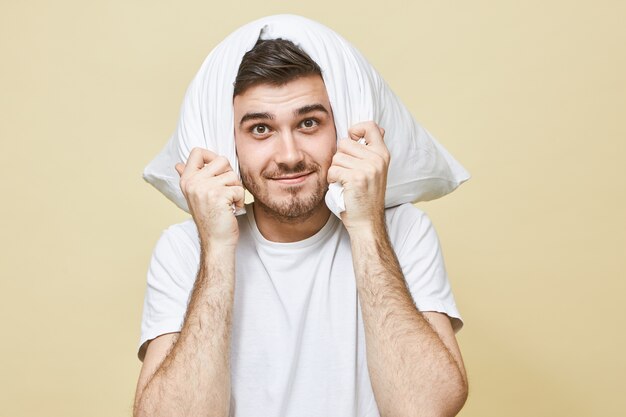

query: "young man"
left=134, top=39, right=467, bottom=417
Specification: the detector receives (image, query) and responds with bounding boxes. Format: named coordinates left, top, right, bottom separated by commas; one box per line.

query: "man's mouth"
left=270, top=172, right=312, bottom=185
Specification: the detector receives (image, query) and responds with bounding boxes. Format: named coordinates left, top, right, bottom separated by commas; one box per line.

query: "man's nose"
left=273, top=131, right=304, bottom=167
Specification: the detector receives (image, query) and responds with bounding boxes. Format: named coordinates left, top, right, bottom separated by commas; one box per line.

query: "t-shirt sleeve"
left=137, top=223, right=200, bottom=361
left=388, top=204, right=463, bottom=332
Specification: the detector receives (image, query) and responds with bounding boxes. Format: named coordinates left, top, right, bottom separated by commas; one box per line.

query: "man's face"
left=233, top=75, right=337, bottom=221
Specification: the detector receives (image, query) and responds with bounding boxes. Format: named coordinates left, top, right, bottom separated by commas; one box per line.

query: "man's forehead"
left=233, top=75, right=331, bottom=113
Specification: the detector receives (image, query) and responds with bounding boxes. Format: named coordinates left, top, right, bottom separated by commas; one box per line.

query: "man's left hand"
left=327, top=121, right=389, bottom=231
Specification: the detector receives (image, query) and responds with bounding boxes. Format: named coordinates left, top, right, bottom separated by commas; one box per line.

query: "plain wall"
left=1, top=1, right=624, bottom=416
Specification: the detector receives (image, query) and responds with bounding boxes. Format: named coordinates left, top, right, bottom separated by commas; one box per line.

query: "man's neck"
left=251, top=202, right=332, bottom=243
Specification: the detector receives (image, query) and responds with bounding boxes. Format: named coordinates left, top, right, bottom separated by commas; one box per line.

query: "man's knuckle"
left=366, top=165, right=378, bottom=179
left=186, top=182, right=198, bottom=195
left=374, top=155, right=387, bottom=171
left=353, top=171, right=367, bottom=185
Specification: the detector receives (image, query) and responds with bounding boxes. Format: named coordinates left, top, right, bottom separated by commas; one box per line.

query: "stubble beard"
left=240, top=162, right=328, bottom=224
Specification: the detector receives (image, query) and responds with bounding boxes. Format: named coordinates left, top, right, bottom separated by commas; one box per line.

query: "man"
left=134, top=38, right=467, bottom=417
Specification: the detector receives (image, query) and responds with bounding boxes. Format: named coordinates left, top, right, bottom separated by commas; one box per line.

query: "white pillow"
left=143, top=14, right=470, bottom=214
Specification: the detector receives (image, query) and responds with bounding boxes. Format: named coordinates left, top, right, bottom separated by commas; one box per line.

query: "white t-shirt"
left=138, top=203, right=462, bottom=417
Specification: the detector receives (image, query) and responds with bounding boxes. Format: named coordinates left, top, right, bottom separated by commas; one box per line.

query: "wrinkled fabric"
left=143, top=14, right=470, bottom=216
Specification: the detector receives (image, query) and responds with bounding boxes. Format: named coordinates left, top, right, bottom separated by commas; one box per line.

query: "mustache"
left=262, top=161, right=320, bottom=179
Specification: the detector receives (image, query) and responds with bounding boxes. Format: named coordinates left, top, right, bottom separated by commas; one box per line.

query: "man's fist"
left=175, top=147, right=245, bottom=248
left=326, top=121, right=390, bottom=231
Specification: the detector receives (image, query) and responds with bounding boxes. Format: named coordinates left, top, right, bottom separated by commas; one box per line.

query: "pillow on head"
left=143, top=14, right=470, bottom=215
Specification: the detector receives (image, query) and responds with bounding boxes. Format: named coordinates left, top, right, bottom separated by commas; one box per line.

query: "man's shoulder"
left=384, top=203, right=432, bottom=247
left=161, top=218, right=198, bottom=241
left=152, top=218, right=201, bottom=258
left=385, top=203, right=428, bottom=227
left=156, top=213, right=253, bottom=251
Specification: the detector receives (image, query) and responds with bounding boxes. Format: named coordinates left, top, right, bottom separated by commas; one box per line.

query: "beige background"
left=1, top=0, right=625, bottom=416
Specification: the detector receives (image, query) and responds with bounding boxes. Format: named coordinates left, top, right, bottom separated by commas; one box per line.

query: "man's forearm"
left=135, top=246, right=236, bottom=417
left=350, top=222, right=467, bottom=417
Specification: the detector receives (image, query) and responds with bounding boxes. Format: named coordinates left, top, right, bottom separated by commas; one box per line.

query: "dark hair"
left=233, top=38, right=322, bottom=96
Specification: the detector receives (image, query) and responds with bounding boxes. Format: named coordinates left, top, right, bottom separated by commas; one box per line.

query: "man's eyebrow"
left=239, top=112, right=274, bottom=126
left=295, top=104, right=329, bottom=116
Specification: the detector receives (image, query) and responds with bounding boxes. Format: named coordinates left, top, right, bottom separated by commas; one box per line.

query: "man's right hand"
left=137, top=147, right=240, bottom=417
left=175, top=147, right=244, bottom=248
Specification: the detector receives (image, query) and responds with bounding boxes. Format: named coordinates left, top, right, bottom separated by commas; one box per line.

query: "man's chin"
left=254, top=192, right=327, bottom=221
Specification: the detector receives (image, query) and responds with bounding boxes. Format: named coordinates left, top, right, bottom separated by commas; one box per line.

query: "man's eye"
left=300, top=119, right=319, bottom=129
left=251, top=125, right=269, bottom=135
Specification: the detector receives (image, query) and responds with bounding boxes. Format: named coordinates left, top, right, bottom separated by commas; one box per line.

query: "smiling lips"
left=271, top=172, right=312, bottom=185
